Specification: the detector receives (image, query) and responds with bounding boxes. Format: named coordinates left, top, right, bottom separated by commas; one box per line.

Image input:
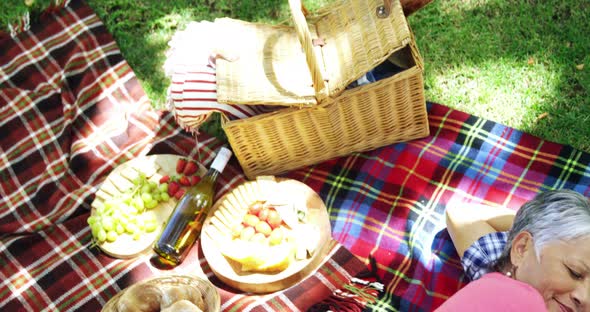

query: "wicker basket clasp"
left=376, top=0, right=392, bottom=18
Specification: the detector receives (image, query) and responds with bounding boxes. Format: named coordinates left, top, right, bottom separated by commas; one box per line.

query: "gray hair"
left=492, top=189, right=590, bottom=272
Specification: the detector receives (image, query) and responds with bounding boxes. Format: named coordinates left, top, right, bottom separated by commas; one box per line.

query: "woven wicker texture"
left=312, top=0, right=412, bottom=99
left=215, top=18, right=317, bottom=106
left=217, top=0, right=429, bottom=179
left=101, top=275, right=220, bottom=312
left=224, top=66, right=429, bottom=179
left=216, top=0, right=411, bottom=106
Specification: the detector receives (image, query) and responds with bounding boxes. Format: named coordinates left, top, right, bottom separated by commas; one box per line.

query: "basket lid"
left=215, top=18, right=318, bottom=107
left=215, top=0, right=412, bottom=107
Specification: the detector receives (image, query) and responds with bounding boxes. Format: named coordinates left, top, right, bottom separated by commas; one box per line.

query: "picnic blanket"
left=3, top=1, right=590, bottom=311
left=0, top=2, right=375, bottom=311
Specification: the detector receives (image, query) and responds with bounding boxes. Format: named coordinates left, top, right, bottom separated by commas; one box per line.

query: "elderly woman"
left=440, top=189, right=590, bottom=312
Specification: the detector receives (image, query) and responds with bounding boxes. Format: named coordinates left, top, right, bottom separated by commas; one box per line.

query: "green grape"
left=119, top=204, right=135, bottom=216
left=106, top=230, right=118, bottom=242
left=103, top=203, right=116, bottom=216
left=145, top=199, right=158, bottom=209
left=95, top=205, right=105, bottom=215
left=140, top=184, right=151, bottom=194
left=158, top=183, right=168, bottom=193
left=111, top=210, right=123, bottom=222
left=122, top=194, right=133, bottom=205
left=141, top=193, right=153, bottom=203
left=143, top=211, right=157, bottom=223
left=145, top=221, right=158, bottom=233
left=97, top=229, right=107, bottom=242
left=115, top=223, right=125, bottom=235
left=91, top=222, right=102, bottom=237
left=125, top=222, right=138, bottom=234
left=126, top=203, right=139, bottom=214
left=89, top=168, right=172, bottom=244
left=102, top=216, right=114, bottom=231
left=132, top=196, right=144, bottom=212
left=103, top=201, right=114, bottom=210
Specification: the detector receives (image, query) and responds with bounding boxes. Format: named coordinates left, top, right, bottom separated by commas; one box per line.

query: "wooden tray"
left=90, top=154, right=206, bottom=259
left=200, top=177, right=332, bottom=293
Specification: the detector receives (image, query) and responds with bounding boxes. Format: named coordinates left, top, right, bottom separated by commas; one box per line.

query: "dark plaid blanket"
left=3, top=1, right=590, bottom=311
left=0, top=2, right=371, bottom=311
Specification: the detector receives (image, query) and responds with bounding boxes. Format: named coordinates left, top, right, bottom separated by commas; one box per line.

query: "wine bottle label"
left=211, top=147, right=232, bottom=173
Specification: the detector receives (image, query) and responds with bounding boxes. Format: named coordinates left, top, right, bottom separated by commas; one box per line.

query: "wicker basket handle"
left=288, top=0, right=327, bottom=101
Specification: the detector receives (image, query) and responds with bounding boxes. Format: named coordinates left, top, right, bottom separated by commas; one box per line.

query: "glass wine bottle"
left=153, top=147, right=232, bottom=265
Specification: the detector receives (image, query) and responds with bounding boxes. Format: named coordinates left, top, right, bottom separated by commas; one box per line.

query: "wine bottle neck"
left=210, top=147, right=232, bottom=173
left=204, top=167, right=221, bottom=183
left=201, top=147, right=232, bottom=185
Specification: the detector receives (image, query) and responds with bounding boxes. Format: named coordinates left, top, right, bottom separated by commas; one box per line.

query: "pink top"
left=436, top=272, right=547, bottom=311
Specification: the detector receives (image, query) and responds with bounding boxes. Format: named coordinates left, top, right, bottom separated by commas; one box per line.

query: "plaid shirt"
left=461, top=232, right=508, bottom=281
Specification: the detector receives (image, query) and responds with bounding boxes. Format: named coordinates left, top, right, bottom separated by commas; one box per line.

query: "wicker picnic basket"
left=215, top=0, right=429, bottom=179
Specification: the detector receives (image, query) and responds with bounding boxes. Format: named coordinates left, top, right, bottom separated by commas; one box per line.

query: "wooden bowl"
left=90, top=154, right=206, bottom=259
left=101, top=275, right=220, bottom=312
left=201, top=177, right=332, bottom=293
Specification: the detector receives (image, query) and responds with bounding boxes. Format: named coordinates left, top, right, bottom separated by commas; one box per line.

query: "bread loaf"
left=161, top=299, right=203, bottom=312
left=115, top=283, right=163, bottom=312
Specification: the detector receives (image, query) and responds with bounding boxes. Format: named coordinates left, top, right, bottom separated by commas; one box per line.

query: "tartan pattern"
left=0, top=0, right=158, bottom=234
left=285, top=103, right=590, bottom=311
left=0, top=2, right=370, bottom=311
left=4, top=1, right=590, bottom=312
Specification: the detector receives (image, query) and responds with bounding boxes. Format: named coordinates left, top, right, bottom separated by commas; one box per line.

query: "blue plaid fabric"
left=461, top=232, right=508, bottom=281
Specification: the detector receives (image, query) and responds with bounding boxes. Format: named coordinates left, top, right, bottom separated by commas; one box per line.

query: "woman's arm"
left=445, top=204, right=516, bottom=258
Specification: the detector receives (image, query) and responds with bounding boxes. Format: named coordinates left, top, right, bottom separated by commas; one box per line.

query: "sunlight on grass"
left=411, top=0, right=589, bottom=152
left=3, top=0, right=587, bottom=151
left=428, top=58, right=560, bottom=130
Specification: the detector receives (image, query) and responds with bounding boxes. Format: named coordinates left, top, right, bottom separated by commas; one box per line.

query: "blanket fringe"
left=307, top=277, right=384, bottom=312
left=8, top=13, right=30, bottom=37
left=47, top=0, right=71, bottom=11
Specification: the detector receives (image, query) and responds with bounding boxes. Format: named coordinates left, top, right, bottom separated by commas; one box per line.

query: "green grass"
left=2, top=0, right=589, bottom=152
left=409, top=0, right=590, bottom=152
left=86, top=0, right=331, bottom=107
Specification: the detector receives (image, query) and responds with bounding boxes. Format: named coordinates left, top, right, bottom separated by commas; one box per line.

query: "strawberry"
left=176, top=158, right=187, bottom=174
left=168, top=181, right=180, bottom=197
left=183, top=161, right=199, bottom=176
left=178, top=176, right=191, bottom=186
left=174, top=188, right=186, bottom=200
left=190, top=175, right=201, bottom=186
left=159, top=175, right=170, bottom=184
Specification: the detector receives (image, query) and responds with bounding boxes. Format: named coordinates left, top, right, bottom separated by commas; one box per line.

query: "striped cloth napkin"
left=163, top=21, right=279, bottom=133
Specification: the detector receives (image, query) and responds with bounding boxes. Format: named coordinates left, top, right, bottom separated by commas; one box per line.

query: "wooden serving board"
left=90, top=154, right=206, bottom=259
left=200, top=177, right=332, bottom=293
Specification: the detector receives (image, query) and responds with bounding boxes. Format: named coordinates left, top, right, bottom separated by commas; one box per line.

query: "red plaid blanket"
left=4, top=1, right=590, bottom=312
left=0, top=2, right=372, bottom=311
